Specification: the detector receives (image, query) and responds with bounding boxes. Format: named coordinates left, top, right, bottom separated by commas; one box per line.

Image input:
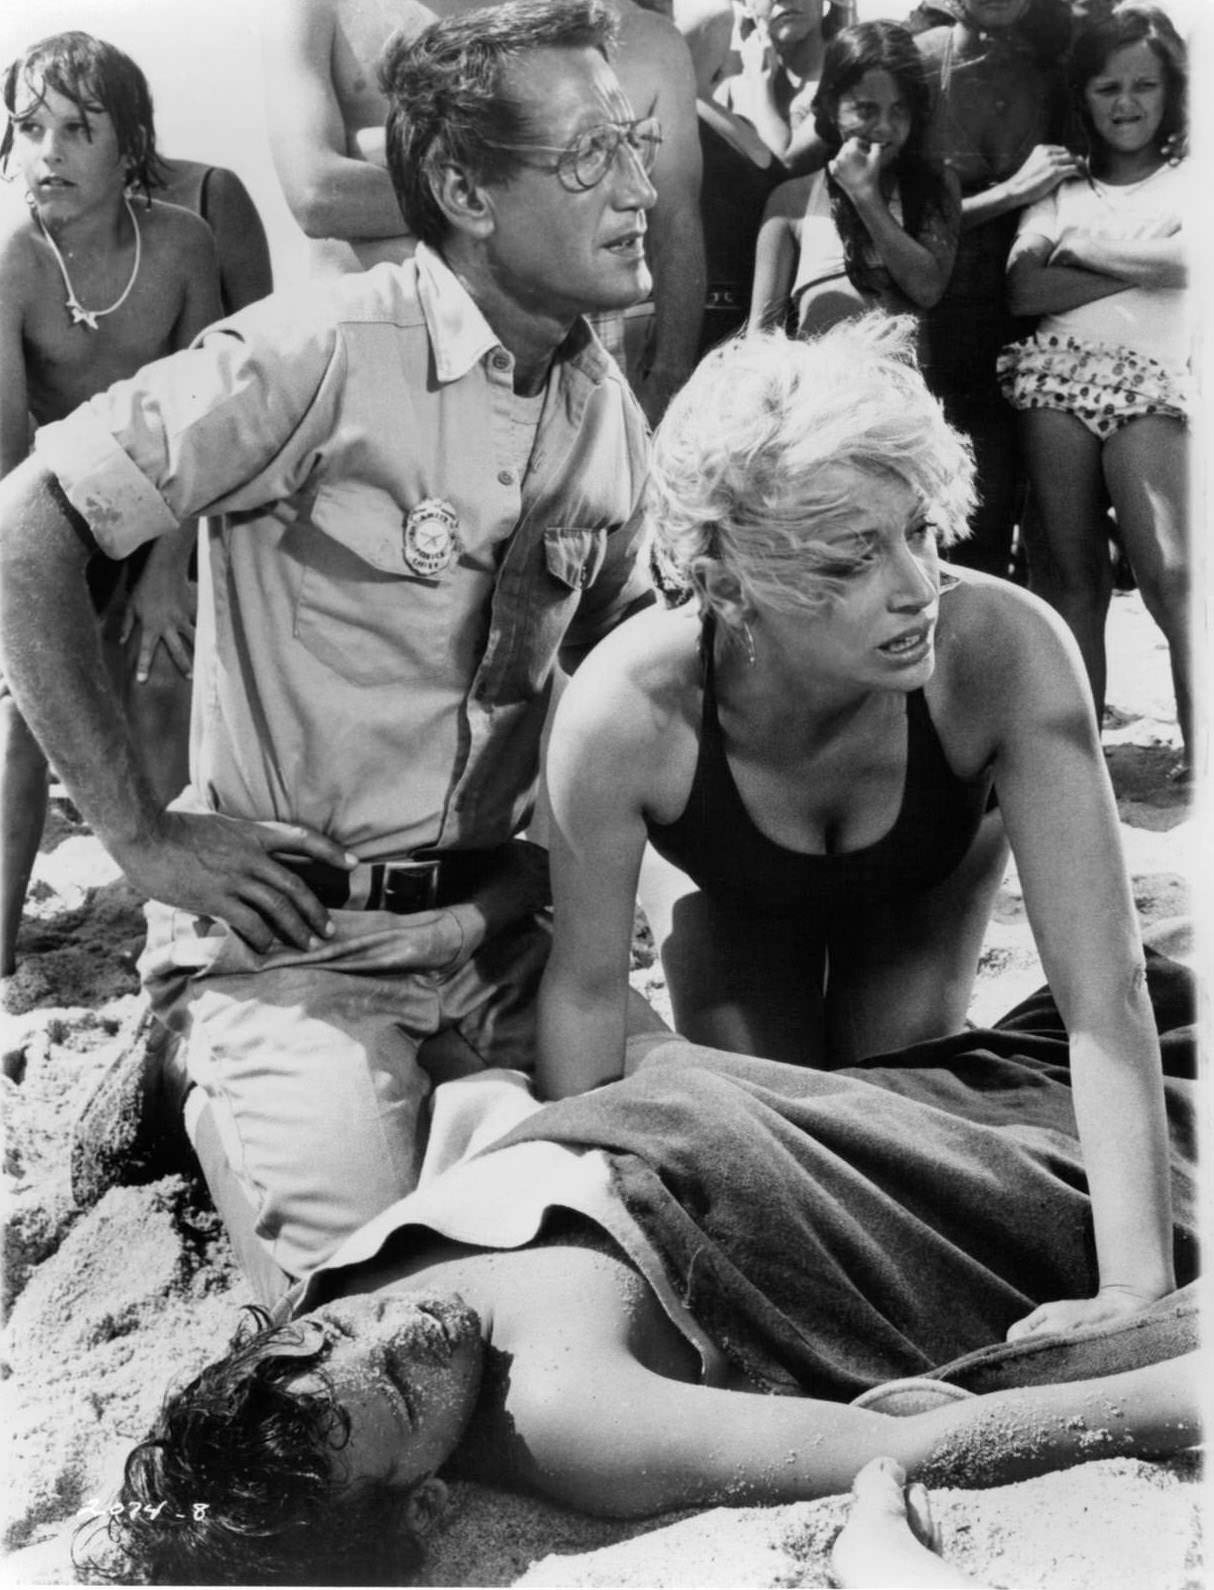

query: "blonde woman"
left=538, top=316, right=1173, bottom=1340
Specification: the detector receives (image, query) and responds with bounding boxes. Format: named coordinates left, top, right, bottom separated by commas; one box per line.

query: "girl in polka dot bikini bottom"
left=997, top=4, right=1191, bottom=776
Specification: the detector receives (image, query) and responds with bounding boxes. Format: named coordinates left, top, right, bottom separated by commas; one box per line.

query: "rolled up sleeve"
left=33, top=308, right=341, bottom=558
left=35, top=402, right=180, bottom=560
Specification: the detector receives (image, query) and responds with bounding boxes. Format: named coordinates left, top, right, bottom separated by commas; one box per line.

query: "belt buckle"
left=379, top=857, right=441, bottom=914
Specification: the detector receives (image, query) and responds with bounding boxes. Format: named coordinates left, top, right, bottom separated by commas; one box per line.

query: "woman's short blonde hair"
left=649, top=317, right=976, bottom=616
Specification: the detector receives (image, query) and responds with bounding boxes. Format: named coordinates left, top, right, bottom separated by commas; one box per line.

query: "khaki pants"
left=142, top=899, right=551, bottom=1282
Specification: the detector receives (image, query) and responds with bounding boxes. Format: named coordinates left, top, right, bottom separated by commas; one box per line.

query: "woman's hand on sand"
left=1007, top=144, right=1084, bottom=208
left=1007, top=1285, right=1165, bottom=1342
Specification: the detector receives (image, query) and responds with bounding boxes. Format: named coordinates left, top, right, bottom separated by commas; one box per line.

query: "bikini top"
left=645, top=617, right=994, bottom=917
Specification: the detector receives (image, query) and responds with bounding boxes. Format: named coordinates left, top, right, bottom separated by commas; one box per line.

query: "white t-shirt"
left=1010, top=161, right=1190, bottom=372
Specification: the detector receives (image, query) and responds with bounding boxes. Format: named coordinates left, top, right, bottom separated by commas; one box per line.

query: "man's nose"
left=613, top=140, right=657, bottom=209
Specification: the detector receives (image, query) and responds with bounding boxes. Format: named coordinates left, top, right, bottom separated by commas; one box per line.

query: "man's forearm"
left=286, top=157, right=410, bottom=243
left=0, top=463, right=159, bottom=853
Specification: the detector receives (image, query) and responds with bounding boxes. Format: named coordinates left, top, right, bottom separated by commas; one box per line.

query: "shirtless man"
left=0, top=30, right=221, bottom=976
left=263, top=0, right=705, bottom=419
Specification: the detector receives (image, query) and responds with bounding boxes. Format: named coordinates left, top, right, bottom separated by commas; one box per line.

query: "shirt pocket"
left=293, top=482, right=454, bottom=686
left=543, top=526, right=608, bottom=597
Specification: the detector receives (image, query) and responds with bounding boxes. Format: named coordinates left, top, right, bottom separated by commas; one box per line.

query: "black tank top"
left=646, top=619, right=994, bottom=917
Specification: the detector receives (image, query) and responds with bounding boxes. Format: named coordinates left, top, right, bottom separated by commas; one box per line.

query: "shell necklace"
left=34, top=194, right=142, bottom=331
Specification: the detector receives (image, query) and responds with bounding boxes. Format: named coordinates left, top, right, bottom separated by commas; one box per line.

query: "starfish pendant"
left=68, top=299, right=100, bottom=331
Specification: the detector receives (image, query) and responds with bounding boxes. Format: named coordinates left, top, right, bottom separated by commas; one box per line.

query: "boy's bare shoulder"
left=0, top=202, right=46, bottom=300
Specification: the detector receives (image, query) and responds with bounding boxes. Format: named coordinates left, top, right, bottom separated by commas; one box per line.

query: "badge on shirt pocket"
left=403, top=498, right=460, bottom=577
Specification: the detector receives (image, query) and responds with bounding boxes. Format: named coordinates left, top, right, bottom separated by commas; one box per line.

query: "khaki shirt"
left=37, top=245, right=653, bottom=857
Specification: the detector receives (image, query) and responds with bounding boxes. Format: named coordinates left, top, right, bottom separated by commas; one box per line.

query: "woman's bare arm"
left=1050, top=229, right=1186, bottom=289
left=958, top=144, right=1083, bottom=232
left=536, top=626, right=670, bottom=1099
left=980, top=590, right=1175, bottom=1336
left=1006, top=231, right=1131, bottom=316
left=748, top=180, right=804, bottom=331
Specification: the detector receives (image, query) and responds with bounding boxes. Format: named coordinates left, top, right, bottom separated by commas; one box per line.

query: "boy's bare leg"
left=831, top=1458, right=987, bottom=1590
left=0, top=699, right=49, bottom=975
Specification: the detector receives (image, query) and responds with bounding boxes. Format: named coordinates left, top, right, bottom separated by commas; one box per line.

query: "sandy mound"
left=1, top=591, right=1203, bottom=1587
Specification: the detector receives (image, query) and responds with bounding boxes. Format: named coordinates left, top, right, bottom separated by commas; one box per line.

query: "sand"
left=0, top=588, right=1204, bottom=1589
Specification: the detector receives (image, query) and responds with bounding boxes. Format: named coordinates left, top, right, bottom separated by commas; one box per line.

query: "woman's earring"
left=739, top=622, right=757, bottom=667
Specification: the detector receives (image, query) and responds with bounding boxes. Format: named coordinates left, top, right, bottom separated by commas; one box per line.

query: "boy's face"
left=9, top=77, right=127, bottom=220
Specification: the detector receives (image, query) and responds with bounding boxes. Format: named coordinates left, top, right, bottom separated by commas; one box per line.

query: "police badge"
left=402, top=498, right=459, bottom=576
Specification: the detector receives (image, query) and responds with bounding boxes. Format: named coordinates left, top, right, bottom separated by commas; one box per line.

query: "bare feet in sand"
left=830, top=1457, right=989, bottom=1589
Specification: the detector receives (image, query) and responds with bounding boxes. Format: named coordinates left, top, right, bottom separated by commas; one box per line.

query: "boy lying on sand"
left=94, top=957, right=1199, bottom=1584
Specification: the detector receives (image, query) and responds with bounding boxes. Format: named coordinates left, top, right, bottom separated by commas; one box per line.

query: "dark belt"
left=278, top=848, right=505, bottom=914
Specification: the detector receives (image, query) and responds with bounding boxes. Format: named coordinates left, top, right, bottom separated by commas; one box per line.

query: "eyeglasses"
left=484, top=116, right=662, bottom=192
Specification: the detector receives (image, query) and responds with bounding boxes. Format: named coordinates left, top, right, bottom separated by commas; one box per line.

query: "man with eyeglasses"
left=263, top=0, right=705, bottom=422
left=0, top=0, right=659, bottom=1301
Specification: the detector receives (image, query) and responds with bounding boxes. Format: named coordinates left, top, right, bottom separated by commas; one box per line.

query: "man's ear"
left=432, top=164, right=496, bottom=240
left=402, top=1476, right=449, bottom=1538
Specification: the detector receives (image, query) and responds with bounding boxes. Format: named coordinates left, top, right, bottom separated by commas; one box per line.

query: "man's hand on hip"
left=112, top=812, right=358, bottom=953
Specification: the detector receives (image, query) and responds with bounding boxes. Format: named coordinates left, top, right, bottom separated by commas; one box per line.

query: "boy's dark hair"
left=1068, top=4, right=1187, bottom=165
left=810, top=22, right=954, bottom=299
left=378, top=0, right=617, bottom=250
left=76, top=1307, right=427, bottom=1586
left=1, top=31, right=166, bottom=200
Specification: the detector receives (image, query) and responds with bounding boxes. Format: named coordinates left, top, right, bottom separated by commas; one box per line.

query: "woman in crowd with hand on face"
left=999, top=5, right=1192, bottom=777
left=748, top=21, right=959, bottom=351
left=537, top=315, right=1175, bottom=1342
